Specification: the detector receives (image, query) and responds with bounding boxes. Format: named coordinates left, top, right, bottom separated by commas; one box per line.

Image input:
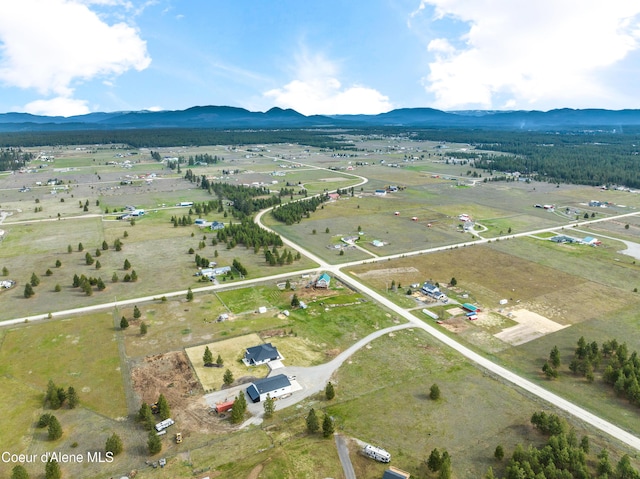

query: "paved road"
left=3, top=165, right=640, bottom=451
left=335, top=434, right=356, bottom=479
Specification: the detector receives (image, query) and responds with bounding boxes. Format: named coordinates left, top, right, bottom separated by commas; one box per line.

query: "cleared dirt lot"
left=494, top=308, right=569, bottom=345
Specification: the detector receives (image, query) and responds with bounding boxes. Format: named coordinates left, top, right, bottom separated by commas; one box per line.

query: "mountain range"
left=1, top=105, right=640, bottom=132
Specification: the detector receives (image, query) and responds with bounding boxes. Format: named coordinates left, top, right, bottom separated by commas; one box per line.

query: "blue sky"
left=1, top=0, right=640, bottom=116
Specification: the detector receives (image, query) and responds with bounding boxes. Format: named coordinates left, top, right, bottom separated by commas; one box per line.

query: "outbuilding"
left=246, top=374, right=292, bottom=403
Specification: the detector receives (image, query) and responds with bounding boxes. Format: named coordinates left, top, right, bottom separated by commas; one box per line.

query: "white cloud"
left=264, top=51, right=392, bottom=115
left=0, top=0, right=150, bottom=115
left=25, top=97, right=90, bottom=117
left=414, top=0, right=640, bottom=109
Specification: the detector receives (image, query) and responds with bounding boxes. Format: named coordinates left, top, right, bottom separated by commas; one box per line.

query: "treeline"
left=215, top=219, right=283, bottom=249
left=488, top=411, right=640, bottom=479
left=545, top=336, right=640, bottom=411
left=188, top=153, right=223, bottom=165
left=0, top=147, right=33, bottom=170
left=271, top=194, right=329, bottom=225
left=0, top=128, right=350, bottom=149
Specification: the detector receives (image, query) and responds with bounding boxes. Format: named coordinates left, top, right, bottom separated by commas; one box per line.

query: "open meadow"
left=2, top=137, right=640, bottom=478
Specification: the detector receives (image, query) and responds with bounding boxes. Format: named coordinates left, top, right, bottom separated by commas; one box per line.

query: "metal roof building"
left=246, top=374, right=292, bottom=403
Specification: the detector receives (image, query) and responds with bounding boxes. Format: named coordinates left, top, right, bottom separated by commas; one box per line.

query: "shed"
left=462, top=303, right=478, bottom=312
left=246, top=374, right=292, bottom=403
left=257, top=306, right=267, bottom=314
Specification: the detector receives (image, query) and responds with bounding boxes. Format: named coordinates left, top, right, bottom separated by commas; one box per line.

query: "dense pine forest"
left=4, top=126, right=640, bottom=187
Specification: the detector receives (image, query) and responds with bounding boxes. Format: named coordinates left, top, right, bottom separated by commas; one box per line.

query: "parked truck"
left=215, top=400, right=235, bottom=413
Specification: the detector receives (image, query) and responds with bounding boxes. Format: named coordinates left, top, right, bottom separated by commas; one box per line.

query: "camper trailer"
left=155, top=418, right=175, bottom=432
left=363, top=444, right=391, bottom=463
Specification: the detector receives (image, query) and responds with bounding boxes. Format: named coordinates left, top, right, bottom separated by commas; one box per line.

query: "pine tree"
left=428, top=448, right=442, bottom=472
left=325, top=382, right=335, bottom=400
left=230, top=391, right=247, bottom=424
left=147, top=430, right=162, bottom=455
left=186, top=288, right=194, bottom=301
left=306, top=408, right=319, bottom=433
left=133, top=305, right=141, bottom=319
left=48, top=415, right=62, bottom=440
left=67, top=386, right=79, bottom=409
left=95, top=260, right=101, bottom=269
left=102, top=240, right=109, bottom=250
left=223, top=369, right=234, bottom=386
left=203, top=346, right=213, bottom=365
left=263, top=394, right=275, bottom=418
left=494, top=445, right=504, bottom=460
left=138, top=403, right=154, bottom=430
left=322, top=413, right=335, bottom=438
left=140, top=322, right=148, bottom=335
left=550, top=345, right=561, bottom=368
left=157, top=394, right=171, bottom=421
left=216, top=354, right=224, bottom=366
left=45, top=459, right=61, bottom=479
left=112, top=272, right=118, bottom=283
left=105, top=432, right=124, bottom=456
left=24, top=283, right=35, bottom=298
left=123, top=258, right=131, bottom=270
left=430, top=383, right=441, bottom=400
left=30, top=272, right=40, bottom=286
left=55, top=259, right=61, bottom=268
left=11, top=465, right=30, bottom=479
left=130, top=270, right=138, bottom=281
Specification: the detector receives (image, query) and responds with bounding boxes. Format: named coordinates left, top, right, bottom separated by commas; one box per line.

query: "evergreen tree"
left=230, top=391, right=247, bottom=424
left=30, top=272, right=40, bottom=286
left=95, top=260, right=101, bottom=269
left=45, top=459, right=61, bottom=479
left=105, top=432, right=124, bottom=456
left=133, top=305, right=141, bottom=319
left=291, top=293, right=300, bottom=308
left=439, top=452, right=452, bottom=479
left=54, top=284, right=61, bottom=292
left=430, top=383, right=441, bottom=400
left=157, top=394, right=171, bottom=421
left=140, top=322, right=148, bottom=335
left=263, top=394, right=275, bottom=418
left=550, top=345, right=561, bottom=368
left=147, top=430, right=162, bottom=455
left=186, top=288, right=194, bottom=301
left=37, top=413, right=53, bottom=428
left=494, top=445, right=504, bottom=460
left=2, top=266, right=8, bottom=276
left=11, top=465, right=30, bottom=479
left=325, top=381, right=335, bottom=400
left=123, top=258, right=131, bottom=270
left=130, top=270, right=138, bottom=281
left=216, top=354, right=224, bottom=366
left=223, top=369, right=234, bottom=386
left=450, top=277, right=457, bottom=286
left=428, top=448, right=442, bottom=472
left=306, top=408, right=319, bottom=433
left=45, top=268, right=53, bottom=276
left=67, top=386, right=79, bottom=409
left=112, top=272, right=118, bottom=283
left=78, top=242, right=84, bottom=252
left=55, top=259, right=61, bottom=268
left=48, top=415, right=62, bottom=440
left=322, top=413, right=335, bottom=438
left=102, top=240, right=109, bottom=250
left=138, top=403, right=154, bottom=430
left=203, top=346, right=213, bottom=365
left=24, top=283, right=35, bottom=298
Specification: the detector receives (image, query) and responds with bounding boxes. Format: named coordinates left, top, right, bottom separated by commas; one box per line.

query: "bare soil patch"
left=131, top=351, right=221, bottom=434
left=494, top=308, right=568, bottom=345
left=354, top=266, right=420, bottom=279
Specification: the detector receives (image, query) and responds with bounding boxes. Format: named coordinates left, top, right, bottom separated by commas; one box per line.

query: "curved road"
left=3, top=164, right=640, bottom=451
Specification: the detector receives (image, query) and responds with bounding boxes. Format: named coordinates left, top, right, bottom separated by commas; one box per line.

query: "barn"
left=246, top=374, right=292, bottom=403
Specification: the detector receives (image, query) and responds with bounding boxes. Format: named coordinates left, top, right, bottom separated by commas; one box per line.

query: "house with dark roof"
left=382, top=466, right=411, bottom=479
left=243, top=343, right=282, bottom=366
left=210, top=221, right=225, bottom=230
left=246, top=374, right=292, bottom=403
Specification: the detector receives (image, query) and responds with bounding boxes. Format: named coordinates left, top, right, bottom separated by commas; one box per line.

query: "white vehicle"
left=155, top=418, right=175, bottom=432
left=177, top=201, right=194, bottom=207
left=363, top=444, right=391, bottom=463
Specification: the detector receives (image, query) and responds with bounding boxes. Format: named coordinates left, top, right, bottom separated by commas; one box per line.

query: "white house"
left=243, top=343, right=282, bottom=366
left=246, top=374, right=292, bottom=403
